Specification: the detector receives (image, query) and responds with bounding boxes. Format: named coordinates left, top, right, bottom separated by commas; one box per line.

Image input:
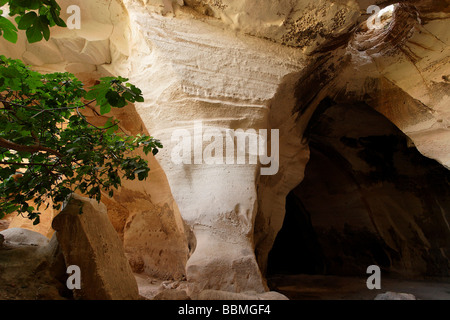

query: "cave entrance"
left=267, top=98, right=450, bottom=296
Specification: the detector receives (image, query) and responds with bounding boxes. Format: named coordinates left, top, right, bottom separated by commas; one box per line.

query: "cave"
left=267, top=98, right=450, bottom=297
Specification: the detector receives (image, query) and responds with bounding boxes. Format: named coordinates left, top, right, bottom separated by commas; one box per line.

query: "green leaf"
left=2, top=26, right=18, bottom=43
left=50, top=8, right=66, bottom=27
left=0, top=16, right=18, bottom=43
left=33, top=216, right=40, bottom=225
left=106, top=124, right=119, bottom=135
left=0, top=17, right=15, bottom=30
left=116, top=96, right=127, bottom=108
left=38, top=15, right=50, bottom=41
left=106, top=90, right=120, bottom=107
left=26, top=25, right=43, bottom=43
left=100, top=103, right=111, bottom=115
left=17, top=12, right=37, bottom=30
left=29, top=0, right=41, bottom=10
left=5, top=205, right=19, bottom=214
left=122, top=91, right=133, bottom=101
left=0, top=57, right=158, bottom=225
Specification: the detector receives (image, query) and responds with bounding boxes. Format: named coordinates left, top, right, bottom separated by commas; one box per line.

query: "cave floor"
left=267, top=274, right=450, bottom=300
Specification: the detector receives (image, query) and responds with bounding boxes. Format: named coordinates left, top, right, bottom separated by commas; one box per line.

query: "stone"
left=341, top=1, right=450, bottom=170
left=0, top=228, right=50, bottom=247
left=192, top=289, right=289, bottom=300
left=52, top=193, right=140, bottom=300
left=0, top=231, right=68, bottom=300
left=2, top=0, right=191, bottom=284
left=257, top=291, right=290, bottom=300
left=375, top=292, right=417, bottom=300
left=0, top=218, right=11, bottom=232
left=0, top=234, right=4, bottom=248
left=123, top=0, right=305, bottom=294
left=153, top=289, right=191, bottom=300
left=268, top=102, right=450, bottom=277
left=170, top=0, right=360, bottom=53
left=257, top=1, right=450, bottom=277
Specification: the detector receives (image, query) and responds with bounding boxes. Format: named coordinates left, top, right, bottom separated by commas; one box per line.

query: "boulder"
left=192, top=289, right=289, bottom=300
left=0, top=228, right=50, bottom=247
left=153, top=289, right=191, bottom=300
left=52, top=193, right=140, bottom=300
left=375, top=292, right=417, bottom=300
left=0, top=231, right=68, bottom=300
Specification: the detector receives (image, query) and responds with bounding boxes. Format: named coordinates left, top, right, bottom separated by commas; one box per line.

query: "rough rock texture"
left=343, top=2, right=450, bottom=170
left=181, top=0, right=360, bottom=53
left=0, top=216, right=12, bottom=232
left=192, top=289, right=289, bottom=300
left=256, top=1, right=450, bottom=278
left=1, top=0, right=190, bottom=283
left=0, top=231, right=69, bottom=300
left=123, top=0, right=306, bottom=293
left=0, top=228, right=50, bottom=247
left=79, top=82, right=190, bottom=281
left=375, top=292, right=417, bottom=300
left=52, top=193, right=140, bottom=300
left=268, top=102, right=450, bottom=277
left=153, top=289, right=191, bottom=300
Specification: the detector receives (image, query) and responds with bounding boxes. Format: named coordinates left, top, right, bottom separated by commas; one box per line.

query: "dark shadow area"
left=267, top=192, right=325, bottom=275
left=267, top=99, right=450, bottom=282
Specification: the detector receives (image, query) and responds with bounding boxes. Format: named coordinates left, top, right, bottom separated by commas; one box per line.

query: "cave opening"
left=267, top=98, right=450, bottom=296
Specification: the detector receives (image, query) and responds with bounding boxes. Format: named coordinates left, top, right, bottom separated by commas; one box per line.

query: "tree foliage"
left=0, top=0, right=66, bottom=43
left=0, top=56, right=162, bottom=224
left=0, top=2, right=162, bottom=224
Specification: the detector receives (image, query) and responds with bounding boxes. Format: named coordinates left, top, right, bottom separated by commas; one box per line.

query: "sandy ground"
left=134, top=274, right=164, bottom=299
left=134, top=273, right=450, bottom=300
left=135, top=274, right=190, bottom=300
left=267, top=274, right=450, bottom=300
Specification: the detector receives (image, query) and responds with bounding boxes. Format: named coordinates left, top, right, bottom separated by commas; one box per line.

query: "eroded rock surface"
left=375, top=292, right=417, bottom=300
left=52, top=193, right=140, bottom=300
left=0, top=228, right=50, bottom=247
left=0, top=231, right=68, bottom=300
left=268, top=102, right=450, bottom=277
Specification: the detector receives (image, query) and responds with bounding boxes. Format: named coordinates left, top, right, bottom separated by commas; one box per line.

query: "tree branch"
left=0, top=161, right=58, bottom=167
left=0, top=137, right=63, bottom=158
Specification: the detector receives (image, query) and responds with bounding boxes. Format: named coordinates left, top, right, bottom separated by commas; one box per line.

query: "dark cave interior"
left=267, top=99, right=450, bottom=279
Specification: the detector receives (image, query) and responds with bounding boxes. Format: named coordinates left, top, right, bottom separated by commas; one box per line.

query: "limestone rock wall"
left=258, top=0, right=450, bottom=278
left=123, top=0, right=306, bottom=293
left=269, top=101, right=450, bottom=277
left=0, top=0, right=190, bottom=282
left=343, top=2, right=450, bottom=168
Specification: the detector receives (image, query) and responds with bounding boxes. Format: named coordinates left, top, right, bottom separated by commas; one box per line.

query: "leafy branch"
left=0, top=0, right=67, bottom=43
left=0, top=56, right=162, bottom=224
